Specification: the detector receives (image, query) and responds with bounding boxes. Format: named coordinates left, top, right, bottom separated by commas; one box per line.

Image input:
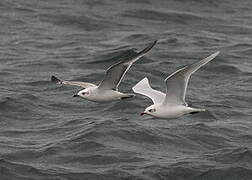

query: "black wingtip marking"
left=138, top=40, right=158, bottom=55
left=51, top=75, right=62, bottom=84
left=189, top=111, right=200, bottom=115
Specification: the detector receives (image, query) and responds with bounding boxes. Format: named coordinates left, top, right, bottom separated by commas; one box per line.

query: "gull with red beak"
left=51, top=40, right=157, bottom=103
left=133, top=51, right=220, bottom=119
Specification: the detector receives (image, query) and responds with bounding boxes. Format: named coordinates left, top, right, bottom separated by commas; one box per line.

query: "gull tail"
left=51, top=75, right=62, bottom=85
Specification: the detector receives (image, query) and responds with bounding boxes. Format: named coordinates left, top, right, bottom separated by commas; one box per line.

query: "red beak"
left=140, top=112, right=146, bottom=116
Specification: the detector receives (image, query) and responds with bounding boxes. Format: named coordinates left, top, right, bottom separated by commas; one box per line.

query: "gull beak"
left=140, top=112, right=146, bottom=116
left=73, top=94, right=79, bottom=97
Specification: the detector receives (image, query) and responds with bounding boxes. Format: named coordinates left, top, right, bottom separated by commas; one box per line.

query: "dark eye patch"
left=82, top=91, right=89, bottom=95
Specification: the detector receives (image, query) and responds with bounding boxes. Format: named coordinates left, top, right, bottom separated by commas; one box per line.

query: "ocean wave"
left=1, top=0, right=252, bottom=179
left=122, top=9, right=224, bottom=24
left=39, top=14, right=111, bottom=31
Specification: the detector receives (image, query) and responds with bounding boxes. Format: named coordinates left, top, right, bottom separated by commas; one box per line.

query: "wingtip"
left=214, top=51, right=220, bottom=56
left=51, top=75, right=62, bottom=84
left=211, top=51, right=220, bottom=57
left=142, top=77, right=149, bottom=82
left=138, top=77, right=149, bottom=84
left=138, top=40, right=158, bottom=55
left=153, top=40, right=158, bottom=45
left=150, top=40, right=158, bottom=49
left=208, top=51, right=220, bottom=60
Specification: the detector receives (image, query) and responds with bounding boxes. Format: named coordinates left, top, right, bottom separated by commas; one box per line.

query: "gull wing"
left=163, top=51, right=220, bottom=105
left=132, top=77, right=165, bottom=105
left=51, top=75, right=97, bottom=88
left=98, top=40, right=157, bottom=90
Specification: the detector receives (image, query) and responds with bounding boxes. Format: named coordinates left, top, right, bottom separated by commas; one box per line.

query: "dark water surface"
left=1, top=0, right=252, bottom=179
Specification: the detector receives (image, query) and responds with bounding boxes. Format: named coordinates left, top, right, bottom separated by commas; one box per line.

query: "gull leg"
left=120, top=94, right=135, bottom=100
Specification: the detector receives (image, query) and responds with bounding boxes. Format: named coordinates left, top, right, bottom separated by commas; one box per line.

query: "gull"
left=132, top=51, right=220, bottom=119
left=51, top=40, right=157, bottom=102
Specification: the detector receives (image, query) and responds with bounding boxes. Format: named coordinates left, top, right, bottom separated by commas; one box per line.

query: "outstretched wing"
left=163, top=51, right=220, bottom=105
left=51, top=75, right=97, bottom=88
left=132, top=77, right=165, bottom=105
left=98, top=40, right=157, bottom=90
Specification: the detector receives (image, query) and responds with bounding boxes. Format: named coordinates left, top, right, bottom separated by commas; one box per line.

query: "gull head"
left=73, top=89, right=90, bottom=98
left=140, top=105, right=156, bottom=116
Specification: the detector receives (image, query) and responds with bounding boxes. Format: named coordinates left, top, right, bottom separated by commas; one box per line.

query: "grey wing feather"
left=51, top=75, right=96, bottom=88
left=98, top=40, right=157, bottom=90
left=163, top=51, right=220, bottom=105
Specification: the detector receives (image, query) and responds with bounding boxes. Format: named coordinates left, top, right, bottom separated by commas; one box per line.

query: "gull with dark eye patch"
left=51, top=40, right=157, bottom=103
left=133, top=51, right=220, bottom=119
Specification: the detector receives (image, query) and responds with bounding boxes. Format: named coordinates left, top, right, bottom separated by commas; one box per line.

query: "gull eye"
left=82, top=91, right=89, bottom=96
left=149, top=109, right=156, bottom=113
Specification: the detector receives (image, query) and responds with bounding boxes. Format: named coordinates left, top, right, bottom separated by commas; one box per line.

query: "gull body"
left=133, top=51, right=220, bottom=119
left=143, top=104, right=205, bottom=119
left=76, top=86, right=133, bottom=102
left=51, top=40, right=157, bottom=103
